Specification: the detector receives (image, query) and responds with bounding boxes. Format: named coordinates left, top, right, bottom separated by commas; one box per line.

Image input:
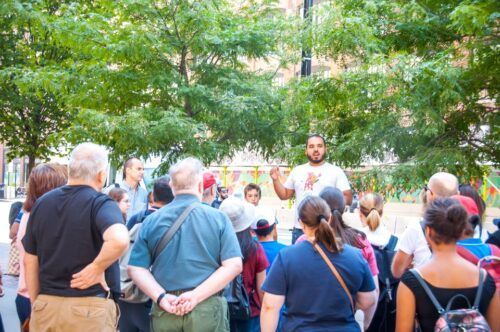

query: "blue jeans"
left=291, top=228, right=304, bottom=244
left=230, top=316, right=260, bottom=332
left=15, top=294, right=31, bottom=326
left=118, top=300, right=151, bottom=332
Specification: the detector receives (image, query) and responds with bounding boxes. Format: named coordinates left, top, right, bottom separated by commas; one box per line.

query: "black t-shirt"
left=401, top=270, right=496, bottom=332
left=486, top=230, right=500, bottom=248
left=23, top=185, right=123, bottom=298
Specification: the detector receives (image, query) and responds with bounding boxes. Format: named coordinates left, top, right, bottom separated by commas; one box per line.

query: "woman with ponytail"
left=359, top=193, right=394, bottom=248
left=261, top=196, right=377, bottom=332
left=396, top=198, right=499, bottom=332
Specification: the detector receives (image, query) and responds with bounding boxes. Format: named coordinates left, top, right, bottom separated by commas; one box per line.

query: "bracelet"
left=156, top=292, right=166, bottom=306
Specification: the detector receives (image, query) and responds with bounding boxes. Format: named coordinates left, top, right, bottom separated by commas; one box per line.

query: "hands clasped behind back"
left=159, top=291, right=200, bottom=316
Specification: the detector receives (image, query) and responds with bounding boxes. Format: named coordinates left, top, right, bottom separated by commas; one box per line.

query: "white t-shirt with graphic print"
left=284, top=162, right=351, bottom=228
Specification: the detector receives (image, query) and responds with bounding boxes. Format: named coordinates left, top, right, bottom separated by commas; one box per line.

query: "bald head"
left=169, top=157, right=204, bottom=194
left=69, top=143, right=108, bottom=183
left=428, top=172, right=459, bottom=198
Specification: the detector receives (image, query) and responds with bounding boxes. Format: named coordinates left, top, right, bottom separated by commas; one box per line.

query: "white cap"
left=251, top=206, right=276, bottom=230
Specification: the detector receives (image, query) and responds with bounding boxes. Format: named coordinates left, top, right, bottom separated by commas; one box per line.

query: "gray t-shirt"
left=129, top=194, right=242, bottom=290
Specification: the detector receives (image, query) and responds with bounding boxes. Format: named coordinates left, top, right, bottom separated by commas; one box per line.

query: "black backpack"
left=367, top=235, right=399, bottom=332
left=223, top=274, right=251, bottom=321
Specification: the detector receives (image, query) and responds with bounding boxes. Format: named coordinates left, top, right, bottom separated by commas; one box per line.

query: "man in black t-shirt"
left=22, top=143, right=129, bottom=332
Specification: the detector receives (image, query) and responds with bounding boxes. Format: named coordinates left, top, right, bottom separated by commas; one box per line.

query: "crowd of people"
left=1, top=134, right=499, bottom=332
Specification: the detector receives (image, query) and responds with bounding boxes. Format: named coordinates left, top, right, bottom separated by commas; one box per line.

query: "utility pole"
left=300, top=0, right=313, bottom=77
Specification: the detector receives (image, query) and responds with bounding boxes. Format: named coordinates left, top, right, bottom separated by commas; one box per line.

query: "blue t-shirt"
left=262, top=241, right=375, bottom=332
left=457, top=238, right=492, bottom=258
left=129, top=194, right=242, bottom=291
left=126, top=206, right=160, bottom=231
left=260, top=240, right=287, bottom=273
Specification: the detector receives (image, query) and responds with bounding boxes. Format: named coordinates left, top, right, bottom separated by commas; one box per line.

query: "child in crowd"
left=244, top=183, right=261, bottom=207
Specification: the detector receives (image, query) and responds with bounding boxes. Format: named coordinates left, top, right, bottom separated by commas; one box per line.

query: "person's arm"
left=395, top=282, right=416, bottom=332
left=486, top=289, right=500, bottom=331
left=270, top=167, right=294, bottom=200
left=256, top=270, right=266, bottom=302
left=175, top=257, right=242, bottom=314
left=9, top=222, right=19, bottom=241
left=356, top=289, right=377, bottom=311
left=391, top=250, right=413, bottom=279
left=71, top=223, right=129, bottom=290
left=24, top=252, right=40, bottom=302
left=127, top=265, right=178, bottom=313
left=260, top=292, right=285, bottom=332
left=362, top=276, right=379, bottom=329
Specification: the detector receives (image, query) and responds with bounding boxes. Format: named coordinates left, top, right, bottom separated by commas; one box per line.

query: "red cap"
left=203, top=172, right=216, bottom=190
left=451, top=195, right=479, bottom=216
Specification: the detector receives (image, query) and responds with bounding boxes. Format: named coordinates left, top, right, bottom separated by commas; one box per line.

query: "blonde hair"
left=359, top=193, right=384, bottom=231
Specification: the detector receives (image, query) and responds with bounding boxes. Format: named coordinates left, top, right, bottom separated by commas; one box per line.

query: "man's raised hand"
left=270, top=167, right=281, bottom=181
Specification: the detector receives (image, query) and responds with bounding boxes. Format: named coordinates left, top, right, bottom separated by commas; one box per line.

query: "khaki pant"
left=151, top=295, right=229, bottom=332
left=30, top=294, right=118, bottom=332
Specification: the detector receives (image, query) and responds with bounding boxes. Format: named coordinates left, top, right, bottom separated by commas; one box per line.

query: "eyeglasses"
left=423, top=185, right=433, bottom=195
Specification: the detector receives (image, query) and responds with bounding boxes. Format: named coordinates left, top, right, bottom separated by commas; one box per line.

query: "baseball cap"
left=451, top=195, right=479, bottom=216
left=220, top=197, right=256, bottom=232
left=251, top=207, right=276, bottom=230
left=203, top=172, right=216, bottom=190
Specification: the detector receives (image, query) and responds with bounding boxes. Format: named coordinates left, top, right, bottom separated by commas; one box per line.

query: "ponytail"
left=315, top=216, right=342, bottom=253
left=366, top=208, right=381, bottom=232
left=359, top=193, right=384, bottom=232
left=298, top=196, right=343, bottom=253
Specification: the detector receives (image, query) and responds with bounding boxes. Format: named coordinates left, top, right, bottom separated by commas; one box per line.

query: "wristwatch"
left=156, top=292, right=166, bottom=306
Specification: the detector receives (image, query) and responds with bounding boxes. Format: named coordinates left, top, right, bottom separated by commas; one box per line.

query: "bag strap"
left=313, top=243, right=355, bottom=313
left=473, top=269, right=486, bottom=309
left=487, top=244, right=500, bottom=257
left=456, top=245, right=480, bottom=264
left=152, top=202, right=198, bottom=264
left=385, top=234, right=398, bottom=251
left=409, top=269, right=445, bottom=314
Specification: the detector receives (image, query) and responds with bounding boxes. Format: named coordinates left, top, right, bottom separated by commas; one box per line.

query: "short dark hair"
left=153, top=176, right=174, bottom=204
left=122, top=157, right=140, bottom=180
left=254, top=219, right=275, bottom=237
left=306, top=134, right=326, bottom=147
left=244, top=183, right=261, bottom=198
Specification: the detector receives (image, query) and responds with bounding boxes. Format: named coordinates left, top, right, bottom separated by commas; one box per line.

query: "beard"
left=307, top=153, right=325, bottom=164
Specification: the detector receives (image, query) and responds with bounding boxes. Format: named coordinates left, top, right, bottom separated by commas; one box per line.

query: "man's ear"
left=97, top=171, right=107, bottom=188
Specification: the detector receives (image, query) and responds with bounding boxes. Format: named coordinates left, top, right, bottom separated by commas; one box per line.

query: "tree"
left=0, top=1, right=76, bottom=174
left=280, top=0, right=499, bottom=194
left=53, top=0, right=293, bottom=170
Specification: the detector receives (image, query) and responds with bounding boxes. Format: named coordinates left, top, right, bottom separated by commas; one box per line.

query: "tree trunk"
left=27, top=153, right=36, bottom=178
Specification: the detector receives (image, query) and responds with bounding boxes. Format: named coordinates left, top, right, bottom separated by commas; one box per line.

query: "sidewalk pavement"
left=1, top=242, right=20, bottom=332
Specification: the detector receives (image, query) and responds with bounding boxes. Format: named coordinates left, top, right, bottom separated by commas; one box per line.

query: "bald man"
left=391, top=172, right=459, bottom=278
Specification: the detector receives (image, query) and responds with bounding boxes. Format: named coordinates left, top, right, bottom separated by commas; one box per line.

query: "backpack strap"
left=487, top=244, right=500, bottom=257
left=385, top=235, right=398, bottom=251
left=409, top=269, right=445, bottom=314
left=456, top=245, right=480, bottom=264
left=472, top=269, right=486, bottom=309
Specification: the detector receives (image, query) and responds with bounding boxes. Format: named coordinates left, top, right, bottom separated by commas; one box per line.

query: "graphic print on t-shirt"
left=304, top=172, right=321, bottom=191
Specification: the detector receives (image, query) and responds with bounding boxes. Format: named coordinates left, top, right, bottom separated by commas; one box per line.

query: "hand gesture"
left=159, top=293, right=179, bottom=314
left=174, top=291, right=199, bottom=316
left=70, top=262, right=109, bottom=291
left=270, top=167, right=281, bottom=181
